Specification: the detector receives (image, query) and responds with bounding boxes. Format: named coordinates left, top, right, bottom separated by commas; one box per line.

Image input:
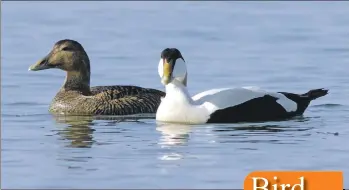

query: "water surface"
left=2, top=1, right=349, bottom=188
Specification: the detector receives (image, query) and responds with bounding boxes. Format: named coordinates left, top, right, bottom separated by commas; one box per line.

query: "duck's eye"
left=62, top=47, right=73, bottom=51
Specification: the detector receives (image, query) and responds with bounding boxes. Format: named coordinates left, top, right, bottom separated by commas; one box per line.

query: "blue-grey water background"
left=2, top=1, right=349, bottom=188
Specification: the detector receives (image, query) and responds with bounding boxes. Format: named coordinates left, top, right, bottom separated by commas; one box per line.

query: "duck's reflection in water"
left=52, top=114, right=156, bottom=148
left=155, top=116, right=314, bottom=148
left=53, top=115, right=96, bottom=148
left=209, top=116, right=314, bottom=144
left=156, top=122, right=193, bottom=147
left=156, top=122, right=195, bottom=161
left=212, top=116, right=311, bottom=133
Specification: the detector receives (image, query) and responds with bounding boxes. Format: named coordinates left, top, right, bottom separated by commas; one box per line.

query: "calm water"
left=2, top=1, right=349, bottom=188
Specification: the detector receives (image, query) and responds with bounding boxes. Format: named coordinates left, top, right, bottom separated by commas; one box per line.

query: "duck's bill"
left=28, top=58, right=50, bottom=71
left=161, top=59, right=173, bottom=85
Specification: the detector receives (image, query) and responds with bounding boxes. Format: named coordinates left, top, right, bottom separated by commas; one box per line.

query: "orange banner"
left=244, top=171, right=343, bottom=190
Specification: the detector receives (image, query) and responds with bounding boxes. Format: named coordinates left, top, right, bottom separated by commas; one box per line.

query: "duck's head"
left=158, top=48, right=187, bottom=86
left=28, top=39, right=90, bottom=75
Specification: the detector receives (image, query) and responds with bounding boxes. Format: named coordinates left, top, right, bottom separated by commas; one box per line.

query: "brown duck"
left=28, top=39, right=165, bottom=115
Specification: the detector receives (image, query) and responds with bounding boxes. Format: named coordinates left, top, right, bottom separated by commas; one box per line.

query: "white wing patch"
left=264, top=91, right=298, bottom=112
left=192, top=87, right=297, bottom=114
left=192, top=88, right=231, bottom=102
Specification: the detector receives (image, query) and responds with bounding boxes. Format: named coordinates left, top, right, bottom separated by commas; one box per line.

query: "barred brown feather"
left=49, top=86, right=165, bottom=116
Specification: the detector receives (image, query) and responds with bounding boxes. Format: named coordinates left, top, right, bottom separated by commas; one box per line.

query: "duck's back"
left=49, top=85, right=165, bottom=115
left=193, top=87, right=297, bottom=114
left=90, top=85, right=164, bottom=98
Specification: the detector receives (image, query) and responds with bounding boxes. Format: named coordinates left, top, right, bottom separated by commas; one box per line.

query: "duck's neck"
left=165, top=80, right=193, bottom=104
left=62, top=69, right=91, bottom=94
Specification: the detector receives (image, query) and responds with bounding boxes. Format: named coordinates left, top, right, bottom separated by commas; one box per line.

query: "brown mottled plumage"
left=29, top=39, right=165, bottom=116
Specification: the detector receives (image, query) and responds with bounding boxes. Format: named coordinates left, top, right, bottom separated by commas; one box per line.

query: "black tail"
left=302, top=88, right=329, bottom=100
left=279, top=88, right=329, bottom=115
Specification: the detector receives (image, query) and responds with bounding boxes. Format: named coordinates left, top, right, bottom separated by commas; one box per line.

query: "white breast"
left=156, top=83, right=211, bottom=124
